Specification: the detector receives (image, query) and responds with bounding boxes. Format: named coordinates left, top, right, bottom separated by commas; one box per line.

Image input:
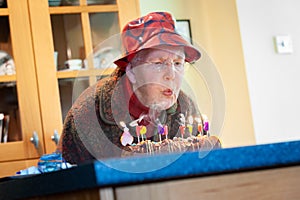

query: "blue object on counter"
left=16, top=152, right=75, bottom=175
left=38, top=152, right=63, bottom=173
left=16, top=166, right=41, bottom=175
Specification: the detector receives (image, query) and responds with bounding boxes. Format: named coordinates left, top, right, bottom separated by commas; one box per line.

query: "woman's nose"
left=163, top=64, right=176, bottom=80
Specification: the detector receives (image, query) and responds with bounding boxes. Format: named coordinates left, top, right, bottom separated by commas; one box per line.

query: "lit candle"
left=136, top=126, right=142, bottom=143
left=164, top=125, right=168, bottom=139
left=179, top=125, right=185, bottom=138
left=195, top=117, right=203, bottom=136
left=187, top=115, right=193, bottom=137
left=157, top=124, right=164, bottom=142
left=179, top=113, right=186, bottom=138
left=202, top=114, right=210, bottom=136
left=140, top=125, right=147, bottom=141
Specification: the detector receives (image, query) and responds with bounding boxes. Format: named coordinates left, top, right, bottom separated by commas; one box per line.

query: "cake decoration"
left=120, top=121, right=134, bottom=146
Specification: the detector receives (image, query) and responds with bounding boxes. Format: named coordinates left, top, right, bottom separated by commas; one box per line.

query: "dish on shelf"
left=84, top=47, right=120, bottom=69
left=48, top=0, right=62, bottom=7
left=0, top=51, right=15, bottom=76
left=64, top=59, right=83, bottom=70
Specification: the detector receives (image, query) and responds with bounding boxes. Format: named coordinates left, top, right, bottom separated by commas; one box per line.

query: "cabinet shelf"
left=56, top=68, right=114, bottom=79
left=49, top=5, right=118, bottom=14
left=0, top=9, right=8, bottom=16
left=0, top=74, right=16, bottom=82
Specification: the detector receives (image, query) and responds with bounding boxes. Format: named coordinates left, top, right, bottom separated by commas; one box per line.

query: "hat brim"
left=114, top=31, right=201, bottom=69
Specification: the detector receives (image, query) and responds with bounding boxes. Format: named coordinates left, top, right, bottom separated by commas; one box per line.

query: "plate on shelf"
left=90, top=47, right=120, bottom=69
left=48, top=0, right=62, bottom=7
left=0, top=51, right=15, bottom=76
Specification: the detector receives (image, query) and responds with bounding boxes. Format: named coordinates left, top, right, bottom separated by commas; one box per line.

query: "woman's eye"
left=174, top=62, right=184, bottom=68
left=153, top=61, right=163, bottom=65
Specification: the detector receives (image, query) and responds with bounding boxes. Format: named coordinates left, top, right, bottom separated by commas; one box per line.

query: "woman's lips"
left=163, top=88, right=173, bottom=96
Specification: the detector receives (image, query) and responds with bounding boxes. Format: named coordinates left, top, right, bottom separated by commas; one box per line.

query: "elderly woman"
left=58, top=12, right=218, bottom=164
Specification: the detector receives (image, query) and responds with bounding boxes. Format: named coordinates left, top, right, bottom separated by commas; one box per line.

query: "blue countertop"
left=1, top=140, right=300, bottom=200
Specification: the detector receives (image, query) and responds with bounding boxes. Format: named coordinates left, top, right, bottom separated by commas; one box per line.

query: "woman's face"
left=127, top=46, right=185, bottom=110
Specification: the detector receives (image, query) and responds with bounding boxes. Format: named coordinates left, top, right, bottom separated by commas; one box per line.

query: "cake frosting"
left=121, top=135, right=221, bottom=157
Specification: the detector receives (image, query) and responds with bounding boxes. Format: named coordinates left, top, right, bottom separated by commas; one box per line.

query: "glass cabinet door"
left=50, top=0, right=121, bottom=121
left=0, top=0, right=45, bottom=162
left=26, top=0, right=140, bottom=155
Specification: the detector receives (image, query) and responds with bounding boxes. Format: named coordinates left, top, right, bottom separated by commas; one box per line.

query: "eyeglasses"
left=141, top=60, right=185, bottom=73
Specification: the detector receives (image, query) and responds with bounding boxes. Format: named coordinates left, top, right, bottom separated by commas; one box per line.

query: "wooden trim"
left=7, top=0, right=44, bottom=158
left=31, top=188, right=101, bottom=200
left=100, top=188, right=114, bottom=200
left=0, top=8, right=9, bottom=16
left=79, top=0, right=87, bottom=6
left=56, top=68, right=114, bottom=79
left=80, top=12, right=96, bottom=85
left=0, top=141, right=27, bottom=162
left=27, top=0, right=63, bottom=154
left=49, top=5, right=118, bottom=15
left=115, top=166, right=300, bottom=200
left=117, top=0, right=140, bottom=28
left=0, top=74, right=16, bottom=82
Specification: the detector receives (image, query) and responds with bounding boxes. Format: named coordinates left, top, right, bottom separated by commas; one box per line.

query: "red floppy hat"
left=114, top=12, right=201, bottom=69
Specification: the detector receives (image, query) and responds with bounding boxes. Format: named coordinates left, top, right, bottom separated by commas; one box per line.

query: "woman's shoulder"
left=71, top=68, right=124, bottom=109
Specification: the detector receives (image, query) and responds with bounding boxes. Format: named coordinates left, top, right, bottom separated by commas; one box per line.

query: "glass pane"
left=58, top=77, right=89, bottom=121
left=51, top=14, right=84, bottom=71
left=61, top=0, right=79, bottom=6
left=89, top=12, right=120, bottom=69
left=90, top=12, right=119, bottom=47
left=0, top=0, right=7, bottom=8
left=87, top=0, right=116, bottom=5
left=0, top=16, right=21, bottom=143
left=48, top=0, right=62, bottom=7
left=0, top=16, right=11, bottom=56
left=0, top=83, right=22, bottom=142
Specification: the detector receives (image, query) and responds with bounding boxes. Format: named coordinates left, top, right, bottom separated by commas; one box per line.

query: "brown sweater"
left=57, top=68, right=205, bottom=164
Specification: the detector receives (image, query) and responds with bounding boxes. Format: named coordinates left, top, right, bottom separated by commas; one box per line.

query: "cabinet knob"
left=30, top=131, right=39, bottom=149
left=51, top=130, right=60, bottom=145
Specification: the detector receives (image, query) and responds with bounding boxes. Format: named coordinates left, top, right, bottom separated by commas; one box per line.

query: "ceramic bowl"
left=65, top=59, right=82, bottom=70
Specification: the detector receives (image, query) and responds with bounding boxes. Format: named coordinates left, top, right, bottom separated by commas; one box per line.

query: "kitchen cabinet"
left=0, top=0, right=140, bottom=178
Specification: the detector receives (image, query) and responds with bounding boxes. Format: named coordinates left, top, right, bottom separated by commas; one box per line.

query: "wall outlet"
left=274, top=35, right=293, bottom=54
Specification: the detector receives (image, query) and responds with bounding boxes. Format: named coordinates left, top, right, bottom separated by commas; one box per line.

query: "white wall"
left=236, top=0, right=300, bottom=144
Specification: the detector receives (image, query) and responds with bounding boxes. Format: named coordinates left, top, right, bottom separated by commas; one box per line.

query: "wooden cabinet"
left=0, top=0, right=140, bottom=178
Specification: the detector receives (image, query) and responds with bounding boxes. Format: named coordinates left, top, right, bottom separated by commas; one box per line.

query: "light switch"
left=274, top=35, right=293, bottom=54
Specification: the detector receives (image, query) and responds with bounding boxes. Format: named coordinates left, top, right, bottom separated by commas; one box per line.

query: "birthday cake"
left=121, top=135, right=221, bottom=157
left=119, top=113, right=221, bottom=157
